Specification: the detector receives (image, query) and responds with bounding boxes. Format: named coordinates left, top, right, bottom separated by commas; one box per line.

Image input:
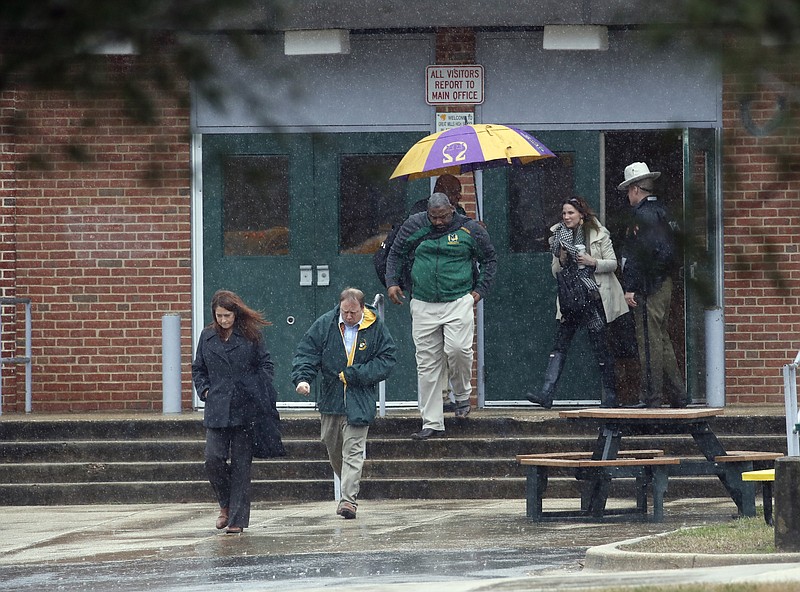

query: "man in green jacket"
left=292, top=288, right=396, bottom=519
left=385, top=193, right=497, bottom=440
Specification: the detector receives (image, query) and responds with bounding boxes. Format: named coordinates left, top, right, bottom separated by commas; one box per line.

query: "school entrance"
left=199, top=128, right=718, bottom=406
left=482, top=128, right=719, bottom=406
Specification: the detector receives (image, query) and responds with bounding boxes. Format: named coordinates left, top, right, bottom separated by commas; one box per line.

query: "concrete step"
left=0, top=412, right=785, bottom=440
left=0, top=474, right=742, bottom=506
left=0, top=410, right=787, bottom=505
left=0, top=434, right=786, bottom=463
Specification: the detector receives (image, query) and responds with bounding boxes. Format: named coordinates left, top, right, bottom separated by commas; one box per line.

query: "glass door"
left=683, top=128, right=720, bottom=404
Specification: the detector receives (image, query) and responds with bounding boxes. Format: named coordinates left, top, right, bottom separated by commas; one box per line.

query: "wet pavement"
left=1, top=498, right=800, bottom=591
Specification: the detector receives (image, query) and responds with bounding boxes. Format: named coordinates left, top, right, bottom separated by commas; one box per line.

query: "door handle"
left=300, top=264, right=330, bottom=286
left=316, top=265, right=330, bottom=286
left=300, top=265, right=313, bottom=286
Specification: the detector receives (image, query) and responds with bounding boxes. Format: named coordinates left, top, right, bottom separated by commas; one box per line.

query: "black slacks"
left=205, top=426, right=253, bottom=528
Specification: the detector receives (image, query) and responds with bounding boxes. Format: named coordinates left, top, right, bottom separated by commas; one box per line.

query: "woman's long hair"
left=209, top=290, right=270, bottom=343
left=563, top=196, right=600, bottom=235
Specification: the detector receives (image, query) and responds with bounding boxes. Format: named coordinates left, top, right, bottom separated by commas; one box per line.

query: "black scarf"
left=549, top=222, right=600, bottom=293
left=550, top=222, right=604, bottom=331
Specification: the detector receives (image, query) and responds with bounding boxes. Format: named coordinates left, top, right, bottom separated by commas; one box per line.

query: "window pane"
left=508, top=153, right=575, bottom=253
left=339, top=155, right=406, bottom=255
left=223, top=156, right=289, bottom=256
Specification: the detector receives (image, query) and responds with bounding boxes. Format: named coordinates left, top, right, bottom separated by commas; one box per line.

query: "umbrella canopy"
left=390, top=124, right=556, bottom=181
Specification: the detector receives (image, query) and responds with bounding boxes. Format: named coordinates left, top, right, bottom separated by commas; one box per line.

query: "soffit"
left=234, top=0, right=679, bottom=31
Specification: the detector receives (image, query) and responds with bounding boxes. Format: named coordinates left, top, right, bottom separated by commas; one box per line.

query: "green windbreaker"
left=291, top=304, right=396, bottom=425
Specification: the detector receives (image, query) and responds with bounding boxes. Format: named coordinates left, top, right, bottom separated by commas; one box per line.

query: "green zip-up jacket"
left=385, top=211, right=497, bottom=303
left=291, top=304, right=396, bottom=426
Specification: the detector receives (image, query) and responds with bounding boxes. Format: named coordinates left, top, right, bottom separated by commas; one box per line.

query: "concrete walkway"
left=1, top=498, right=799, bottom=591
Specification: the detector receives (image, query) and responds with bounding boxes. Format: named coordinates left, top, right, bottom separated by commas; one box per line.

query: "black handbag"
left=556, top=265, right=591, bottom=318
left=247, top=382, right=287, bottom=458
left=247, top=412, right=286, bottom=458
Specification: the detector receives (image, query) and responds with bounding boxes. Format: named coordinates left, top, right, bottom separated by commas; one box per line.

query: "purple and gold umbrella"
left=390, top=123, right=556, bottom=181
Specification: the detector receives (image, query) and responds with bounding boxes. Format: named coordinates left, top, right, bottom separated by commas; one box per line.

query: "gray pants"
left=320, top=414, right=369, bottom=506
left=205, top=426, right=253, bottom=528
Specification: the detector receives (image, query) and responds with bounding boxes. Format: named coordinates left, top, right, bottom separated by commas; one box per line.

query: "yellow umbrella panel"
left=390, top=124, right=556, bottom=181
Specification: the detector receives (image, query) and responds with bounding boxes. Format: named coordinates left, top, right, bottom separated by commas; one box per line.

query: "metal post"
left=0, top=297, right=33, bottom=415
left=774, top=457, right=800, bottom=551
left=705, top=307, right=725, bottom=407
left=0, top=308, right=3, bottom=416
left=784, top=360, right=800, bottom=457
left=24, top=301, right=32, bottom=413
left=162, top=314, right=182, bottom=414
left=372, top=293, right=386, bottom=418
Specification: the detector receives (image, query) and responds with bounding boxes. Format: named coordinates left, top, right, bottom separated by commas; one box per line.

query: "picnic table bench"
left=742, top=468, right=776, bottom=525
left=516, top=449, right=679, bottom=522
left=732, top=452, right=784, bottom=526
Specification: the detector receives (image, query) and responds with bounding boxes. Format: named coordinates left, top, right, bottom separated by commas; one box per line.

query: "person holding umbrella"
left=387, top=123, right=550, bottom=426
left=409, top=174, right=466, bottom=217
left=385, top=193, right=497, bottom=439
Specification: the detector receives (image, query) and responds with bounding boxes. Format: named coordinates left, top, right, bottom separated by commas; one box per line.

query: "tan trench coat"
left=550, top=221, right=628, bottom=324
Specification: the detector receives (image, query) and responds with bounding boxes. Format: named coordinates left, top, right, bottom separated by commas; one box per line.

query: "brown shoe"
left=336, top=501, right=357, bottom=519
left=224, top=525, right=243, bottom=534
left=216, top=507, right=229, bottom=530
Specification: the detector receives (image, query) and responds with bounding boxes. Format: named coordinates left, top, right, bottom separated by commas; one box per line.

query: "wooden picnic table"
left=558, top=407, right=727, bottom=460
left=557, top=407, right=780, bottom=519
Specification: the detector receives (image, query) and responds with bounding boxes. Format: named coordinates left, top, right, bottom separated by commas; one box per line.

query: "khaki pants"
left=410, top=293, right=474, bottom=431
left=633, top=277, right=685, bottom=406
left=320, top=414, right=369, bottom=506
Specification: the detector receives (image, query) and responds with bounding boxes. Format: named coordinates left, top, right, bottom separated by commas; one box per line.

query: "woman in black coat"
left=192, top=290, right=274, bottom=534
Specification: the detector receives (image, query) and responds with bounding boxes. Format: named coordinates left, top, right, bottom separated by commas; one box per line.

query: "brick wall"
left=2, top=29, right=797, bottom=412
left=0, top=87, right=20, bottom=402
left=3, top=55, right=193, bottom=412
left=721, top=72, right=800, bottom=404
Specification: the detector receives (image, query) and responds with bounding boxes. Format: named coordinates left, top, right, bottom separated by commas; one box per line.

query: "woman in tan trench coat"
left=526, top=197, right=628, bottom=408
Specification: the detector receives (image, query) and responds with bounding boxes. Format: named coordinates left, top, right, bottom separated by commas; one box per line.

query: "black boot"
left=526, top=352, right=566, bottom=409
left=588, top=327, right=619, bottom=408
left=598, top=361, right=619, bottom=408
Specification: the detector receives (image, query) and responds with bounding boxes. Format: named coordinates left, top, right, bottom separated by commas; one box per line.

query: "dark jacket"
left=291, top=304, right=396, bottom=426
left=192, top=327, right=276, bottom=429
left=621, top=196, right=677, bottom=296
left=385, top=211, right=497, bottom=303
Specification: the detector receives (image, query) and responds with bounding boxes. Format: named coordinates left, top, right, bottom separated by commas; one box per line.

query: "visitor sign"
left=426, top=65, right=484, bottom=105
